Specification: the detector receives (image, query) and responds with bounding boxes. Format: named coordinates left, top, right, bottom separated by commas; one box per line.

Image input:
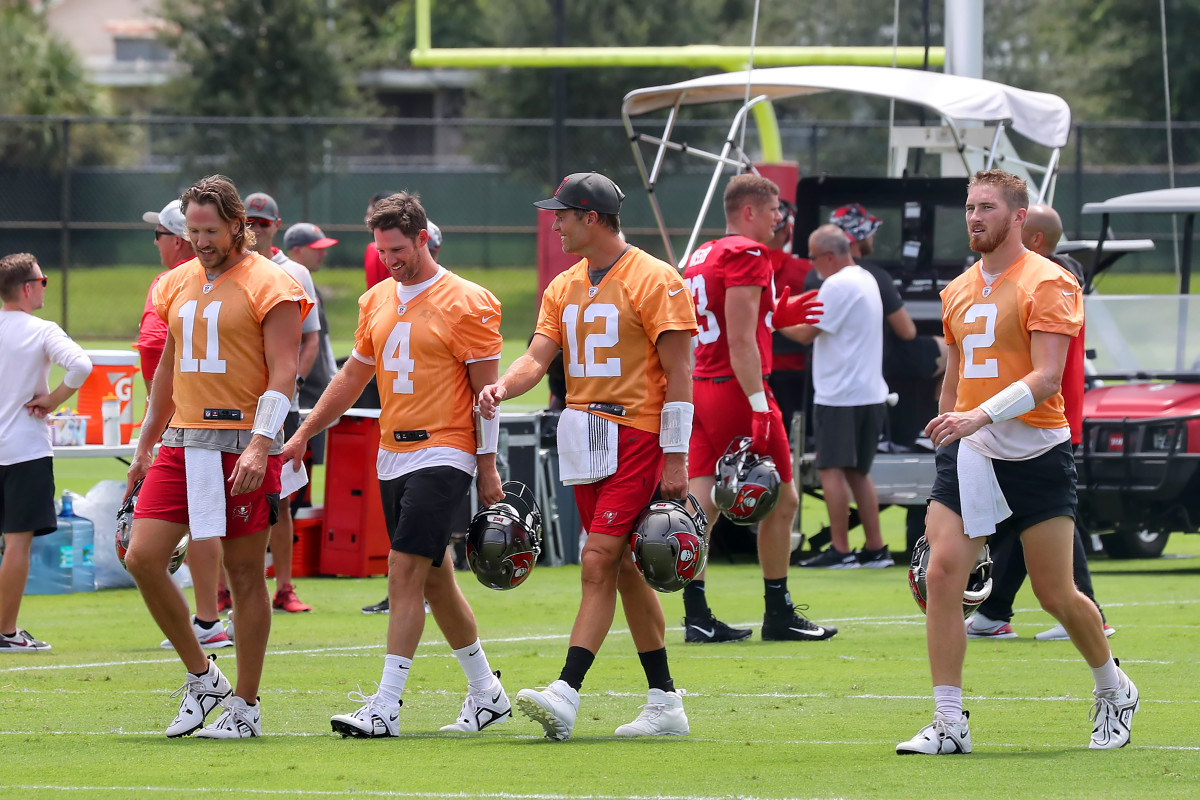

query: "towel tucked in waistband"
left=956, top=439, right=1012, bottom=538
left=185, top=446, right=226, bottom=540
left=557, top=408, right=618, bottom=486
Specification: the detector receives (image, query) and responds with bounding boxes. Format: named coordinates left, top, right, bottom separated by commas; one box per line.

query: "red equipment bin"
left=319, top=414, right=391, bottom=577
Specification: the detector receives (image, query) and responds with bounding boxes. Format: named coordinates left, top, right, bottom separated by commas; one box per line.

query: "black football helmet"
left=115, top=479, right=188, bottom=574
left=466, top=481, right=542, bottom=590
left=908, top=535, right=993, bottom=618
left=630, top=493, right=709, bottom=593
left=712, top=437, right=781, bottom=525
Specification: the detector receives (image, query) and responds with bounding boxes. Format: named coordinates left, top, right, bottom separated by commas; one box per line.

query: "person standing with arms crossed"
left=479, top=172, right=698, bottom=740
left=0, top=253, right=91, bottom=653
left=897, top=170, right=1137, bottom=755
left=124, top=175, right=310, bottom=738
left=680, top=174, right=836, bottom=644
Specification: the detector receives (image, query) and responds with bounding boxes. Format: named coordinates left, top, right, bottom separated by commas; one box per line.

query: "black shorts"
left=283, top=410, right=301, bottom=440
left=930, top=440, right=1076, bottom=533
left=813, top=403, right=886, bottom=472
left=379, top=466, right=473, bottom=566
left=0, top=457, right=58, bottom=536
left=885, top=336, right=942, bottom=380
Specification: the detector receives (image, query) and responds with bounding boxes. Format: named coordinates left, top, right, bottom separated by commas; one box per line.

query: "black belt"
left=693, top=375, right=769, bottom=384
left=392, top=430, right=429, bottom=442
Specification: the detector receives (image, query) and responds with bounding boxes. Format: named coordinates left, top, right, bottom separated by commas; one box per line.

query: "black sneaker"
left=856, top=546, right=895, bottom=568
left=799, top=547, right=859, bottom=569
left=762, top=606, right=838, bottom=641
left=361, top=597, right=389, bottom=614
left=683, top=615, right=753, bottom=644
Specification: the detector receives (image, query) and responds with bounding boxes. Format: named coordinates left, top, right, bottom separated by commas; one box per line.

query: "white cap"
left=142, top=199, right=187, bottom=239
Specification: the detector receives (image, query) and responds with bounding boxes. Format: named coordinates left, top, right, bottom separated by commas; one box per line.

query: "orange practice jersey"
left=154, top=253, right=311, bottom=428
left=941, top=250, right=1083, bottom=429
left=535, top=247, right=698, bottom=433
left=354, top=272, right=502, bottom=455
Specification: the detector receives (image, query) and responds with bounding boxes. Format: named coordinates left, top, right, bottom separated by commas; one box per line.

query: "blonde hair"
left=968, top=169, right=1029, bottom=211
left=180, top=174, right=255, bottom=251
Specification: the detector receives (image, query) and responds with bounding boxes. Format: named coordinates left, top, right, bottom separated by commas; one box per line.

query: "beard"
left=968, top=218, right=1012, bottom=254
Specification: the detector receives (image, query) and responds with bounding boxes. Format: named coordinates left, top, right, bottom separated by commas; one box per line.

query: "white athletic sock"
left=933, top=685, right=964, bottom=722
left=1091, top=656, right=1120, bottom=693
left=377, top=654, right=412, bottom=707
left=452, top=639, right=495, bottom=692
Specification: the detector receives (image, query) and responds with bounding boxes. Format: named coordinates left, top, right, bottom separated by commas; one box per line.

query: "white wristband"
left=659, top=401, right=694, bottom=453
left=747, top=391, right=769, bottom=413
left=475, top=406, right=500, bottom=454
left=251, top=389, right=291, bottom=438
left=978, top=380, right=1036, bottom=423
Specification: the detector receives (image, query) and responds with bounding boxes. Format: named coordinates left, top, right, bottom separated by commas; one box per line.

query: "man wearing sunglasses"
left=0, top=252, right=92, bottom=653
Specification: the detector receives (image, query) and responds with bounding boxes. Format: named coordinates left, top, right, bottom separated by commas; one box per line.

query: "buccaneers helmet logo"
left=507, top=552, right=535, bottom=588
left=673, top=531, right=702, bottom=581
left=731, top=483, right=769, bottom=518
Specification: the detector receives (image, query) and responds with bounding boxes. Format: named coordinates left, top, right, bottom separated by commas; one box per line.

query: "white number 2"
left=563, top=303, right=621, bottom=378
left=961, top=303, right=998, bottom=379
left=685, top=275, right=720, bottom=345
left=382, top=321, right=415, bottom=394
left=177, top=300, right=227, bottom=374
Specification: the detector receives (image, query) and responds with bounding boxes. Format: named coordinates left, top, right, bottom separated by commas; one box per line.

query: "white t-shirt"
left=811, top=264, right=889, bottom=407
left=271, top=252, right=321, bottom=411
left=0, top=310, right=92, bottom=465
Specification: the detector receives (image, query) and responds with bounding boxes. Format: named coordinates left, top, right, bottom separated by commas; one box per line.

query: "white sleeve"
left=296, top=271, right=321, bottom=334
left=44, top=324, right=92, bottom=389
left=812, top=279, right=848, bottom=335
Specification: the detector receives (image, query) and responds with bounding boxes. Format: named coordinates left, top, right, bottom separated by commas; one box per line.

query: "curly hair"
left=180, top=174, right=256, bottom=252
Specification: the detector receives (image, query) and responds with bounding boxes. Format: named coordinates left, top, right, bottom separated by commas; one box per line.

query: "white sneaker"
left=515, top=679, right=579, bottom=741
left=330, top=689, right=400, bottom=738
left=896, top=711, right=972, bottom=755
left=1035, top=622, right=1116, bottom=641
left=1090, top=667, right=1139, bottom=749
left=161, top=617, right=234, bottom=650
left=195, top=695, right=262, bottom=738
left=614, top=688, right=689, bottom=737
left=165, top=657, right=232, bottom=737
left=441, top=673, right=512, bottom=732
left=965, top=612, right=1017, bottom=639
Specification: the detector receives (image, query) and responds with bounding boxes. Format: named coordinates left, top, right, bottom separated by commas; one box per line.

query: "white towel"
left=557, top=408, right=618, bottom=486
left=956, top=439, right=1012, bottom=538
left=280, top=460, right=308, bottom=498
left=185, top=447, right=226, bottom=540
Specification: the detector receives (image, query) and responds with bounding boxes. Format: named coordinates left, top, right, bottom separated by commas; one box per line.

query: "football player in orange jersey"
left=897, top=170, right=1138, bottom=756
left=681, top=174, right=836, bottom=644
left=282, top=192, right=513, bottom=739
left=478, top=172, right=699, bottom=741
left=124, top=175, right=310, bottom=739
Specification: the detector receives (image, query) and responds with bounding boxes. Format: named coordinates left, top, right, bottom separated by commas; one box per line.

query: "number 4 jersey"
left=154, top=253, right=312, bottom=429
left=941, top=250, right=1082, bottom=429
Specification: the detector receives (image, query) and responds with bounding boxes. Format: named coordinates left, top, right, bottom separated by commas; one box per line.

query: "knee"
left=123, top=545, right=163, bottom=581
left=580, top=544, right=621, bottom=587
left=1032, top=582, right=1078, bottom=620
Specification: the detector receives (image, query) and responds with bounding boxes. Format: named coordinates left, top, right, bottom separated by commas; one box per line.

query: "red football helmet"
left=712, top=437, right=781, bottom=525
left=630, top=493, right=709, bottom=593
left=466, top=481, right=543, bottom=590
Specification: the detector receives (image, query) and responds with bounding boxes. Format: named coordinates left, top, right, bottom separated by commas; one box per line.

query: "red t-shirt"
left=364, top=242, right=388, bottom=288
left=135, top=257, right=190, bottom=384
left=683, top=235, right=774, bottom=378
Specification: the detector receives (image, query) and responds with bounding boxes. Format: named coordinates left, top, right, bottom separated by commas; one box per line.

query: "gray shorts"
left=813, top=403, right=886, bottom=472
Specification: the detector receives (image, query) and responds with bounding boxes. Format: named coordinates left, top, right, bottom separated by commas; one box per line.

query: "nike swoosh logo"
left=1062, top=290, right=1076, bottom=296
left=668, top=287, right=685, bottom=296
left=482, top=315, right=496, bottom=323
left=789, top=626, right=826, bottom=637
left=491, top=691, right=503, bottom=704
left=747, top=249, right=762, bottom=256
left=692, top=626, right=715, bottom=638
left=468, top=649, right=479, bottom=657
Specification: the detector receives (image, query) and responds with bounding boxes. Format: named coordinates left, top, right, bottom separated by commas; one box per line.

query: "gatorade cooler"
left=79, top=350, right=139, bottom=444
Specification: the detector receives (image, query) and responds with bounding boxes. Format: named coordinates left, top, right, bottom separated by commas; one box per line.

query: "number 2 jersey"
left=941, top=250, right=1082, bottom=430
left=154, top=252, right=312, bottom=429
left=683, top=235, right=775, bottom=378
left=536, top=247, right=697, bottom=434
left=353, top=268, right=502, bottom=456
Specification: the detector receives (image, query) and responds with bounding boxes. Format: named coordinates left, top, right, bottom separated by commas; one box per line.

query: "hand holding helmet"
left=466, top=481, right=543, bottom=590
left=712, top=437, right=781, bottom=525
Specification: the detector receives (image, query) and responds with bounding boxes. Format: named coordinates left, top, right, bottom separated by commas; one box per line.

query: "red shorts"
left=574, top=425, right=664, bottom=537
left=134, top=445, right=282, bottom=538
left=689, top=378, right=794, bottom=482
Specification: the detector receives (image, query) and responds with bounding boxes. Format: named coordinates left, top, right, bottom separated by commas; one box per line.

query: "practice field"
left=2, top=534, right=1197, bottom=799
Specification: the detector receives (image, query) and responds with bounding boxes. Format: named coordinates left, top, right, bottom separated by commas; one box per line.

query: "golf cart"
left=1074, top=187, right=1200, bottom=558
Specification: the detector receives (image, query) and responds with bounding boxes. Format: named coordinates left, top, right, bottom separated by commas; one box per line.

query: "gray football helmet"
left=630, top=493, right=709, bottom=593
left=115, top=479, right=188, bottom=574
left=908, top=535, right=993, bottom=618
left=712, top=437, right=781, bottom=525
left=466, top=481, right=542, bottom=590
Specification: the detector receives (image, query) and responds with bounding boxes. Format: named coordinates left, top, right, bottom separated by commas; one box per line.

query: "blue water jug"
left=25, top=500, right=74, bottom=595
left=62, top=493, right=96, bottom=593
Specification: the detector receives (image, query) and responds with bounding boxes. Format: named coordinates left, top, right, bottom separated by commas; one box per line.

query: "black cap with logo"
left=534, top=172, right=625, bottom=215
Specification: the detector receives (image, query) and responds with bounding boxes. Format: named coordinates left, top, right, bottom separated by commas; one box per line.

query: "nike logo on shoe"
left=690, top=626, right=715, bottom=638
left=788, top=626, right=827, bottom=638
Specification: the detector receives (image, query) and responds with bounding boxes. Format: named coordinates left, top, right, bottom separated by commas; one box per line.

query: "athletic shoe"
left=1089, top=666, right=1139, bottom=749
left=216, top=587, right=232, bottom=613
left=440, top=671, right=512, bottom=732
left=856, top=545, right=895, bottom=568
left=965, top=612, right=1017, bottom=639
left=195, top=695, right=262, bottom=738
left=683, top=615, right=752, bottom=643
left=166, top=655, right=232, bottom=737
left=224, top=611, right=234, bottom=643
left=160, top=616, right=233, bottom=650
left=896, top=710, right=972, bottom=755
left=361, top=597, right=389, bottom=614
left=272, top=584, right=311, bottom=613
left=761, top=605, right=838, bottom=641
left=515, top=679, right=579, bottom=742
left=331, top=689, right=401, bottom=738
left=799, top=547, right=859, bottom=569
left=1035, top=621, right=1116, bottom=641
left=0, top=629, right=51, bottom=652
left=614, top=689, right=689, bottom=737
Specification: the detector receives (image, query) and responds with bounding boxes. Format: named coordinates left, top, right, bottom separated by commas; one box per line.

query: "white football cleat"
left=441, top=672, right=512, bottom=733
left=515, top=679, right=579, bottom=742
left=896, top=711, right=972, bottom=755
left=331, top=689, right=400, bottom=738
left=614, top=688, right=689, bottom=737
left=161, top=616, right=233, bottom=650
left=195, top=695, right=262, bottom=738
left=1035, top=621, right=1116, bottom=641
left=1090, top=667, right=1139, bottom=749
left=165, top=656, right=232, bottom=737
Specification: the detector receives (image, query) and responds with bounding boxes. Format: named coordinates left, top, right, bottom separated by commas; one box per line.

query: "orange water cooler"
left=78, top=350, right=139, bottom=444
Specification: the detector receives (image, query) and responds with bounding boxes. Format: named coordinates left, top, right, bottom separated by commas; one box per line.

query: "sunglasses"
left=26, top=276, right=48, bottom=287
left=154, top=229, right=176, bottom=241
left=247, top=218, right=275, bottom=228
